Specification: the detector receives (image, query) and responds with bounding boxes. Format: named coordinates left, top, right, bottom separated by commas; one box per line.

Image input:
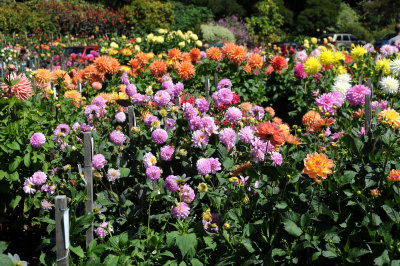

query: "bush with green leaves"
left=200, top=24, right=235, bottom=44
left=170, top=1, right=214, bottom=33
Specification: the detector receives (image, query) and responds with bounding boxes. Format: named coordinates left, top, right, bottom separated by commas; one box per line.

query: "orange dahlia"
left=229, top=45, right=247, bottom=63
left=243, top=63, right=251, bottom=73
left=129, top=59, right=142, bottom=72
left=97, top=93, right=116, bottom=102
left=119, top=48, right=132, bottom=57
left=148, top=60, right=167, bottom=77
left=94, top=56, right=120, bottom=75
left=51, top=69, right=72, bottom=86
left=176, top=61, right=195, bottom=80
left=378, top=109, right=400, bottom=129
left=272, top=117, right=283, bottom=125
left=181, top=53, right=192, bottom=62
left=189, top=48, right=201, bottom=63
left=83, top=65, right=105, bottom=83
left=135, top=52, right=149, bottom=66
left=33, top=69, right=52, bottom=84
left=284, top=134, right=302, bottom=145
left=222, top=42, right=236, bottom=58
left=240, top=102, right=253, bottom=112
left=303, top=153, right=334, bottom=182
left=302, top=110, right=322, bottom=128
left=256, top=121, right=285, bottom=146
left=64, top=90, right=82, bottom=107
left=265, top=107, right=275, bottom=117
left=0, top=74, right=33, bottom=101
left=271, top=56, right=288, bottom=71
left=310, top=118, right=335, bottom=133
left=168, top=48, right=182, bottom=61
left=388, top=169, right=400, bottom=182
left=206, top=47, right=223, bottom=61
left=248, top=53, right=263, bottom=69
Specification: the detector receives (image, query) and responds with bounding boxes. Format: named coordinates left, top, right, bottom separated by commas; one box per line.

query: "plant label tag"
left=63, top=208, right=70, bottom=250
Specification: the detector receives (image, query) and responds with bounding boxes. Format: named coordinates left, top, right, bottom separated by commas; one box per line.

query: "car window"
left=336, top=35, right=342, bottom=41
left=343, top=35, right=349, bottom=41
left=350, top=35, right=357, bottom=41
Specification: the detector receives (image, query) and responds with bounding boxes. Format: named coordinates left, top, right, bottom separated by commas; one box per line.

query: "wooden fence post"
left=214, top=73, right=219, bottom=89
left=128, top=106, right=136, bottom=138
left=83, top=132, right=93, bottom=249
left=365, top=78, right=373, bottom=136
left=205, top=77, right=210, bottom=101
left=55, top=195, right=69, bottom=266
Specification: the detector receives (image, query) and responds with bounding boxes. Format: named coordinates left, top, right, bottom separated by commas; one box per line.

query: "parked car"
left=62, top=46, right=99, bottom=58
left=272, top=41, right=301, bottom=50
left=373, top=33, right=397, bottom=51
left=319, top=33, right=366, bottom=50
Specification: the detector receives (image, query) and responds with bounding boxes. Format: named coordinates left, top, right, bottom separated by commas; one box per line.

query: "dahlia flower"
left=180, top=184, right=195, bottom=203
left=107, top=168, right=121, bottom=182
left=146, top=165, right=161, bottom=181
left=303, top=153, right=334, bottom=182
left=164, top=175, right=180, bottom=192
left=219, top=128, right=236, bottom=150
left=346, top=85, right=371, bottom=106
left=93, top=154, right=107, bottom=170
left=172, top=202, right=190, bottom=219
left=30, top=133, right=46, bottom=148
left=379, top=76, right=399, bottom=94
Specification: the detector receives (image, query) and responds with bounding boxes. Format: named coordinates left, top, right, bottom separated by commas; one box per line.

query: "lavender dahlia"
left=192, top=130, right=209, bottom=147
left=217, top=78, right=232, bottom=90
left=41, top=200, right=54, bottom=210
left=197, top=158, right=212, bottom=175
left=239, top=126, right=254, bottom=143
left=154, top=90, right=171, bottom=107
left=23, top=178, right=36, bottom=194
left=195, top=98, right=209, bottom=113
left=30, top=132, right=46, bottom=148
left=270, top=152, right=283, bottom=166
left=115, top=112, right=126, bottom=123
left=250, top=106, right=265, bottom=120
left=107, top=168, right=121, bottom=182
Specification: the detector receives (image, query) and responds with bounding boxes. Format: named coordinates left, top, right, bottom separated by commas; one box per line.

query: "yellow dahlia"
left=304, top=57, right=321, bottom=76
left=376, top=58, right=391, bottom=75
left=319, top=50, right=335, bottom=66
left=351, top=45, right=367, bottom=59
left=378, top=109, right=400, bottom=129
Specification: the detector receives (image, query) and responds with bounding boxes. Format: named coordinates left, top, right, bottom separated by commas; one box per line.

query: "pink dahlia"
left=154, top=90, right=171, bottom=107
left=197, top=158, right=212, bottom=175
left=164, top=175, right=179, bottom=192
left=270, top=152, right=283, bottom=166
left=192, top=130, right=209, bottom=147
left=30, top=132, right=46, bottom=148
left=219, top=128, right=236, bottom=151
left=225, top=107, right=242, bottom=123
left=143, top=152, right=157, bottom=168
left=31, top=171, right=47, bottom=185
left=217, top=88, right=233, bottom=105
left=294, top=63, right=307, bottom=79
left=346, top=85, right=371, bottom=106
left=217, top=78, right=232, bottom=90
left=152, top=129, right=168, bottom=144
left=0, top=74, right=33, bottom=101
left=93, top=154, right=107, bottom=169
left=172, top=202, right=190, bottom=219
left=115, top=112, right=126, bottom=123
left=160, top=145, right=174, bottom=161
left=23, top=177, right=36, bottom=194
left=239, top=126, right=254, bottom=143
left=250, top=106, right=265, bottom=120
left=195, top=98, right=209, bottom=113
left=209, top=158, right=221, bottom=174
left=125, top=84, right=137, bottom=97
left=146, top=165, right=161, bottom=181
left=180, top=184, right=195, bottom=203
left=110, top=130, right=126, bottom=146
left=107, top=168, right=120, bottom=182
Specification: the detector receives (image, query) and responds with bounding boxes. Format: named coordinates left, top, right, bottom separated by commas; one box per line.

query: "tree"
left=362, top=0, right=400, bottom=29
left=295, top=0, right=341, bottom=35
left=246, top=0, right=284, bottom=43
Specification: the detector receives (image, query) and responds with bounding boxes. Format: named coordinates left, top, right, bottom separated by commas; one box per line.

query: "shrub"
left=211, top=16, right=254, bottom=46
left=170, top=1, right=214, bottom=32
left=336, top=3, right=373, bottom=42
left=0, top=2, right=57, bottom=34
left=124, top=0, right=175, bottom=33
left=200, top=24, right=235, bottom=44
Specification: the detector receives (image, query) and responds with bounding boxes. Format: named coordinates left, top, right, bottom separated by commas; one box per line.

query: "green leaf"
left=103, top=254, right=119, bottom=266
left=348, top=248, right=370, bottom=259
left=119, top=168, right=130, bottom=178
left=242, top=239, right=255, bottom=253
left=205, top=147, right=216, bottom=157
left=9, top=196, right=21, bottom=210
left=70, top=245, right=84, bottom=258
left=0, top=170, right=7, bottom=181
left=7, top=142, right=20, bottom=150
left=23, top=153, right=31, bottom=168
left=223, top=157, right=234, bottom=170
left=166, top=231, right=179, bottom=247
left=374, top=250, right=390, bottom=266
left=175, top=233, right=197, bottom=258
left=9, top=156, right=22, bottom=172
left=336, top=171, right=356, bottom=185
left=0, top=254, right=13, bottom=266
left=203, top=236, right=216, bottom=250
left=190, top=258, right=203, bottom=266
left=283, top=219, right=302, bottom=237
left=382, top=205, right=400, bottom=222
left=0, top=241, right=9, bottom=253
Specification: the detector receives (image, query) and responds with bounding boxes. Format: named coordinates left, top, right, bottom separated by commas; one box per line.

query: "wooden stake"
left=128, top=106, right=136, bottom=137
left=83, top=132, right=93, bottom=249
left=214, top=73, right=218, bottom=89
left=205, top=77, right=210, bottom=101
left=55, top=195, right=69, bottom=266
